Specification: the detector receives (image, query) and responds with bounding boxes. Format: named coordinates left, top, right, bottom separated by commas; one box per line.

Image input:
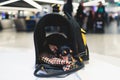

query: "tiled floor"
left=0, top=20, right=120, bottom=80
left=87, top=20, right=120, bottom=59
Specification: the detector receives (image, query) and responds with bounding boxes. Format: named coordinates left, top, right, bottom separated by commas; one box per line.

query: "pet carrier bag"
left=34, top=13, right=89, bottom=77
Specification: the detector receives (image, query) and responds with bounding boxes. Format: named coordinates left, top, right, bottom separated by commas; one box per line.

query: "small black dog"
left=57, top=46, right=73, bottom=61
left=57, top=46, right=77, bottom=71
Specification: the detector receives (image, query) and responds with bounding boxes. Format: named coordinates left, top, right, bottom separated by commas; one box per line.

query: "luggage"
left=94, top=13, right=105, bottom=33
left=95, top=20, right=104, bottom=33
left=34, top=13, right=89, bottom=77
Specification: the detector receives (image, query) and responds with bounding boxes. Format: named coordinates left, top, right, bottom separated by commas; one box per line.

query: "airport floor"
left=0, top=21, right=120, bottom=80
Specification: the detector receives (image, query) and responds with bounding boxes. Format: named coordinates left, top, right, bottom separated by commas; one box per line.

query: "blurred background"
left=0, top=0, right=120, bottom=59
left=0, top=0, right=120, bottom=80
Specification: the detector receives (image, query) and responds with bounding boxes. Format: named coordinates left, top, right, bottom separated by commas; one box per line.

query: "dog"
left=57, top=46, right=76, bottom=71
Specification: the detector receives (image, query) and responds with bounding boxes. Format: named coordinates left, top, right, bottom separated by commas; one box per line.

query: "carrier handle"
left=34, top=64, right=70, bottom=77
left=34, top=63, right=84, bottom=77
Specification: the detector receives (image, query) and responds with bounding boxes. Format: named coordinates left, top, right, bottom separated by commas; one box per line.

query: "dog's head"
left=58, top=46, right=73, bottom=56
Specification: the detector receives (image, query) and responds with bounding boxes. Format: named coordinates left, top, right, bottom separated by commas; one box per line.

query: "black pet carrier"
left=34, top=13, right=89, bottom=77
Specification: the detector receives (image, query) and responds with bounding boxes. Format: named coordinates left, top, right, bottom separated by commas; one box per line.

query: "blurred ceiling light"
left=24, top=0, right=42, bottom=10
left=114, top=0, right=120, bottom=2
left=34, top=0, right=64, bottom=4
left=0, top=0, right=19, bottom=6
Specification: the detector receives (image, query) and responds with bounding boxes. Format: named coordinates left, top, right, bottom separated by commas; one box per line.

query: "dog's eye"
left=70, top=49, right=73, bottom=53
left=63, top=50, right=67, bottom=54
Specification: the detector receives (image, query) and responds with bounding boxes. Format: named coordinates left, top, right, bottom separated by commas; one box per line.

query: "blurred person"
left=117, top=12, right=120, bottom=27
left=86, top=9, right=95, bottom=33
left=0, top=23, right=3, bottom=31
left=96, top=1, right=105, bottom=14
left=63, top=0, right=73, bottom=16
left=75, top=2, right=87, bottom=29
left=96, top=1, right=106, bottom=23
left=5, top=12, right=9, bottom=19
left=94, top=1, right=106, bottom=33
